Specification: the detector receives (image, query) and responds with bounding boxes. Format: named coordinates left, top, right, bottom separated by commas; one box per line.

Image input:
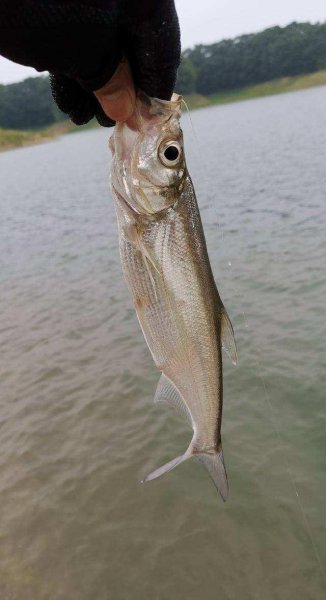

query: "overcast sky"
left=0, top=0, right=325, bottom=84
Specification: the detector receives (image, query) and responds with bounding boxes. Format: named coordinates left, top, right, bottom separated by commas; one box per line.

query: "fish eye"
left=164, top=145, right=179, bottom=161
left=159, top=141, right=182, bottom=167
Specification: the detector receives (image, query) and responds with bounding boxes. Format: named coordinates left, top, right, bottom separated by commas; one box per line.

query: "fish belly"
left=117, top=207, right=222, bottom=452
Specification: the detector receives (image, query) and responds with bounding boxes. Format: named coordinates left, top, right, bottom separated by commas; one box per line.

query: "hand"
left=49, top=1, right=180, bottom=127
left=93, top=61, right=136, bottom=123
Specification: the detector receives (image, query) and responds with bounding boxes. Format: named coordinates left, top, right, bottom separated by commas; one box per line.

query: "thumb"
left=93, top=61, right=136, bottom=122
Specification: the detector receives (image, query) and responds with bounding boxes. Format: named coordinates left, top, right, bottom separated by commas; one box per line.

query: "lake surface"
left=0, top=86, right=325, bottom=600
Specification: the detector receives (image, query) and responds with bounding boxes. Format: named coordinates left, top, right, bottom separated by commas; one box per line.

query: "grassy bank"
left=0, top=118, right=100, bottom=151
left=0, top=120, right=78, bottom=152
left=2, top=69, right=326, bottom=151
left=0, top=127, right=51, bottom=151
left=184, top=69, right=326, bottom=110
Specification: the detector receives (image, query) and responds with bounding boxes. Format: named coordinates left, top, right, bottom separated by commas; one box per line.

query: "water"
left=0, top=86, right=325, bottom=600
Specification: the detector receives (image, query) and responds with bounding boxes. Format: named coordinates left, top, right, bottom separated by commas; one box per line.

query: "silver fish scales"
left=110, top=93, right=237, bottom=500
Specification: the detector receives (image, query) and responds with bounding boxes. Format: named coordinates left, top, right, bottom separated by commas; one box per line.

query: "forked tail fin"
left=141, top=450, right=191, bottom=483
left=142, top=444, right=228, bottom=501
left=197, top=447, right=228, bottom=502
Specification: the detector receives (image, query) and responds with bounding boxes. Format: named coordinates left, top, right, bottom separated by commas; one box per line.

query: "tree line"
left=1, top=21, right=326, bottom=130
left=0, top=76, right=62, bottom=130
left=177, top=21, right=326, bottom=95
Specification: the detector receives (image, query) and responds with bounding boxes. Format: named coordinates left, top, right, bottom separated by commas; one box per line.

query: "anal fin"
left=221, top=308, right=237, bottom=365
left=154, top=373, right=192, bottom=426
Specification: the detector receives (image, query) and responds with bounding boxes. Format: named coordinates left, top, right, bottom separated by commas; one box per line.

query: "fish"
left=109, top=92, right=237, bottom=501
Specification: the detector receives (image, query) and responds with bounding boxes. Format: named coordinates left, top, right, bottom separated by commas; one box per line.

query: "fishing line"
left=182, top=97, right=325, bottom=586
left=181, top=98, right=199, bottom=146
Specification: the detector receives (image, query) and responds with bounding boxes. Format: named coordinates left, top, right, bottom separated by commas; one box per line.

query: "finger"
left=122, top=0, right=181, bottom=100
left=93, top=61, right=136, bottom=122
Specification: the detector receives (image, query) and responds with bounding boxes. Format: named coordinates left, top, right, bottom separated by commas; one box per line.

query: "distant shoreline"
left=1, top=69, right=326, bottom=152
left=183, top=69, right=326, bottom=111
left=0, top=120, right=77, bottom=152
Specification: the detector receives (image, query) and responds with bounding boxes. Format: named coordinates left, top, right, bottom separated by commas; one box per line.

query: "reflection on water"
left=0, top=86, right=325, bottom=600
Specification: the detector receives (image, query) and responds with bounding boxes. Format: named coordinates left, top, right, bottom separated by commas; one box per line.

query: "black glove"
left=0, top=0, right=181, bottom=126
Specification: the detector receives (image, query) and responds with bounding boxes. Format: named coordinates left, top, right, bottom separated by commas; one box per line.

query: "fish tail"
left=197, top=445, right=229, bottom=502
left=141, top=447, right=192, bottom=484
left=141, top=442, right=228, bottom=502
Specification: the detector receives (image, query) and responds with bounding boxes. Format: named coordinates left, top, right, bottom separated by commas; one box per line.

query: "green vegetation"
left=0, top=121, right=79, bottom=151
left=1, top=21, right=326, bottom=150
left=0, top=127, right=49, bottom=150
left=2, top=69, right=326, bottom=151
left=0, top=76, right=63, bottom=129
left=184, top=70, right=326, bottom=110
left=177, top=21, right=326, bottom=96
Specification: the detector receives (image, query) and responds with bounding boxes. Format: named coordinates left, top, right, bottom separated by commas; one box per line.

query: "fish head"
left=110, top=93, right=185, bottom=215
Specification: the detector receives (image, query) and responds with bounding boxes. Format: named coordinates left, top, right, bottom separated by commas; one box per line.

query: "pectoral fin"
left=139, top=240, right=161, bottom=277
left=221, top=308, right=237, bottom=365
left=124, top=223, right=161, bottom=276
left=124, top=223, right=161, bottom=299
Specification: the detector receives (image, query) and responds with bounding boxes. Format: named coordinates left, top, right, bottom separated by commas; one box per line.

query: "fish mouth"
left=142, top=92, right=183, bottom=117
